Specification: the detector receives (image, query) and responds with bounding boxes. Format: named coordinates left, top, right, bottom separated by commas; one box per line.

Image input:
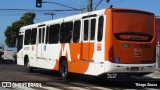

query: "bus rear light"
left=109, top=46, right=115, bottom=63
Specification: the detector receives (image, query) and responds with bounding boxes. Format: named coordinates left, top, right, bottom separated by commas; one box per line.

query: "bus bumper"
left=104, top=61, right=156, bottom=73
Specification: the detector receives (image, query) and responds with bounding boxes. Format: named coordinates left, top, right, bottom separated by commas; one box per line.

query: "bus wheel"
left=60, top=60, right=68, bottom=80
left=25, top=59, right=34, bottom=73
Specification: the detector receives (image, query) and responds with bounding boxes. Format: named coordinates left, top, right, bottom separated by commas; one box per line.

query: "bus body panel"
left=104, top=61, right=155, bottom=73
left=105, top=9, right=113, bottom=61
left=112, top=9, right=156, bottom=64
left=103, top=9, right=156, bottom=74
left=17, top=8, right=156, bottom=77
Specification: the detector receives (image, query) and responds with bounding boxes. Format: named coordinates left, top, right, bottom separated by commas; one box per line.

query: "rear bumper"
left=104, top=61, right=156, bottom=73
left=84, top=61, right=155, bottom=76
left=2, top=58, right=14, bottom=61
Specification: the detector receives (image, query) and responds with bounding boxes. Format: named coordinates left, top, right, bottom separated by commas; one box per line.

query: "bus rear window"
left=113, top=10, right=154, bottom=42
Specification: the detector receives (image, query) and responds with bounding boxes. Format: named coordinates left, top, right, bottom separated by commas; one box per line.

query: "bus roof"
left=19, top=9, right=106, bottom=31
left=111, top=8, right=154, bottom=15
left=19, top=8, right=154, bottom=32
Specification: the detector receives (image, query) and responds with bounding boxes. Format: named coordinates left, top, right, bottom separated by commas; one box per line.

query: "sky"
left=0, top=0, right=160, bottom=51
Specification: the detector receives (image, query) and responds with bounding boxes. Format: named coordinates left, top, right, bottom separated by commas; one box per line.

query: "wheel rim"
left=62, top=64, right=67, bottom=77
left=27, top=61, right=30, bottom=69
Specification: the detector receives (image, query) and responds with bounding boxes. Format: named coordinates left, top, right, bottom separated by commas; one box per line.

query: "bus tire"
left=25, top=57, right=34, bottom=73
left=59, top=60, right=68, bottom=80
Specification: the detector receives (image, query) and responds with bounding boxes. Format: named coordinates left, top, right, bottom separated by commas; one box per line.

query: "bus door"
left=94, top=16, right=105, bottom=63
left=82, top=17, right=96, bottom=61
left=37, top=26, right=45, bottom=59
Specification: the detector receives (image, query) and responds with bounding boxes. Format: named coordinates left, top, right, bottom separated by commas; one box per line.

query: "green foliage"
left=4, top=12, right=36, bottom=47
left=0, top=51, right=3, bottom=55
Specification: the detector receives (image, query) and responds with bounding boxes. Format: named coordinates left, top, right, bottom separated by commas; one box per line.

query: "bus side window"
left=49, top=24, right=60, bottom=44
left=84, top=20, right=89, bottom=41
left=39, top=28, right=42, bottom=43
left=97, top=16, right=104, bottom=42
left=60, top=22, right=73, bottom=43
left=42, top=28, right=45, bottom=43
left=90, top=19, right=96, bottom=40
left=73, top=20, right=81, bottom=43
left=60, top=23, right=64, bottom=43
left=31, top=28, right=37, bottom=45
left=45, top=26, right=49, bottom=44
left=24, top=29, right=31, bottom=45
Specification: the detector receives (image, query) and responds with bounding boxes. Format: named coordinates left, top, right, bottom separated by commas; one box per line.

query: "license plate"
left=130, top=67, right=139, bottom=71
left=134, top=48, right=142, bottom=57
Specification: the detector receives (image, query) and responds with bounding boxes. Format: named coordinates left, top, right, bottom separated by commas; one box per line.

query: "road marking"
left=15, top=87, right=36, bottom=90
left=70, top=82, right=108, bottom=90
left=146, top=74, right=160, bottom=79
left=14, top=86, right=61, bottom=90
left=13, top=82, right=89, bottom=90
left=47, top=82, right=89, bottom=90
left=42, top=87, right=61, bottom=90
left=0, top=88, right=13, bottom=90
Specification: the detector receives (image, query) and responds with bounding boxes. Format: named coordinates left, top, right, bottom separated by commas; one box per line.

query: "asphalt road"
left=0, top=61, right=160, bottom=90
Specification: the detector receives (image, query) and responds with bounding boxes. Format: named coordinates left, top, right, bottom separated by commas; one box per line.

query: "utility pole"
left=87, top=0, right=111, bottom=12
left=87, top=0, right=92, bottom=12
left=95, top=0, right=102, bottom=10
left=44, top=12, right=55, bottom=20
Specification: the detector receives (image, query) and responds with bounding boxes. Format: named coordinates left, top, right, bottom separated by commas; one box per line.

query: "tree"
left=4, top=12, right=36, bottom=47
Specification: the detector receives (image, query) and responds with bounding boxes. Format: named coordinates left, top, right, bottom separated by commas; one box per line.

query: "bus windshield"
left=113, top=10, right=155, bottom=42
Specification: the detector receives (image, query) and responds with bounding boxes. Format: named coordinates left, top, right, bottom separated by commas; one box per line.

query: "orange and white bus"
left=17, top=8, right=156, bottom=80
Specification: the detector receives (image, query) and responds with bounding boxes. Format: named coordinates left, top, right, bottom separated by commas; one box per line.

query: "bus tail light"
left=109, top=46, right=114, bottom=63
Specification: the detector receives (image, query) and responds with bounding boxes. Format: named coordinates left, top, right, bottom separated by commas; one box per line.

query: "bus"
left=17, top=8, right=156, bottom=80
